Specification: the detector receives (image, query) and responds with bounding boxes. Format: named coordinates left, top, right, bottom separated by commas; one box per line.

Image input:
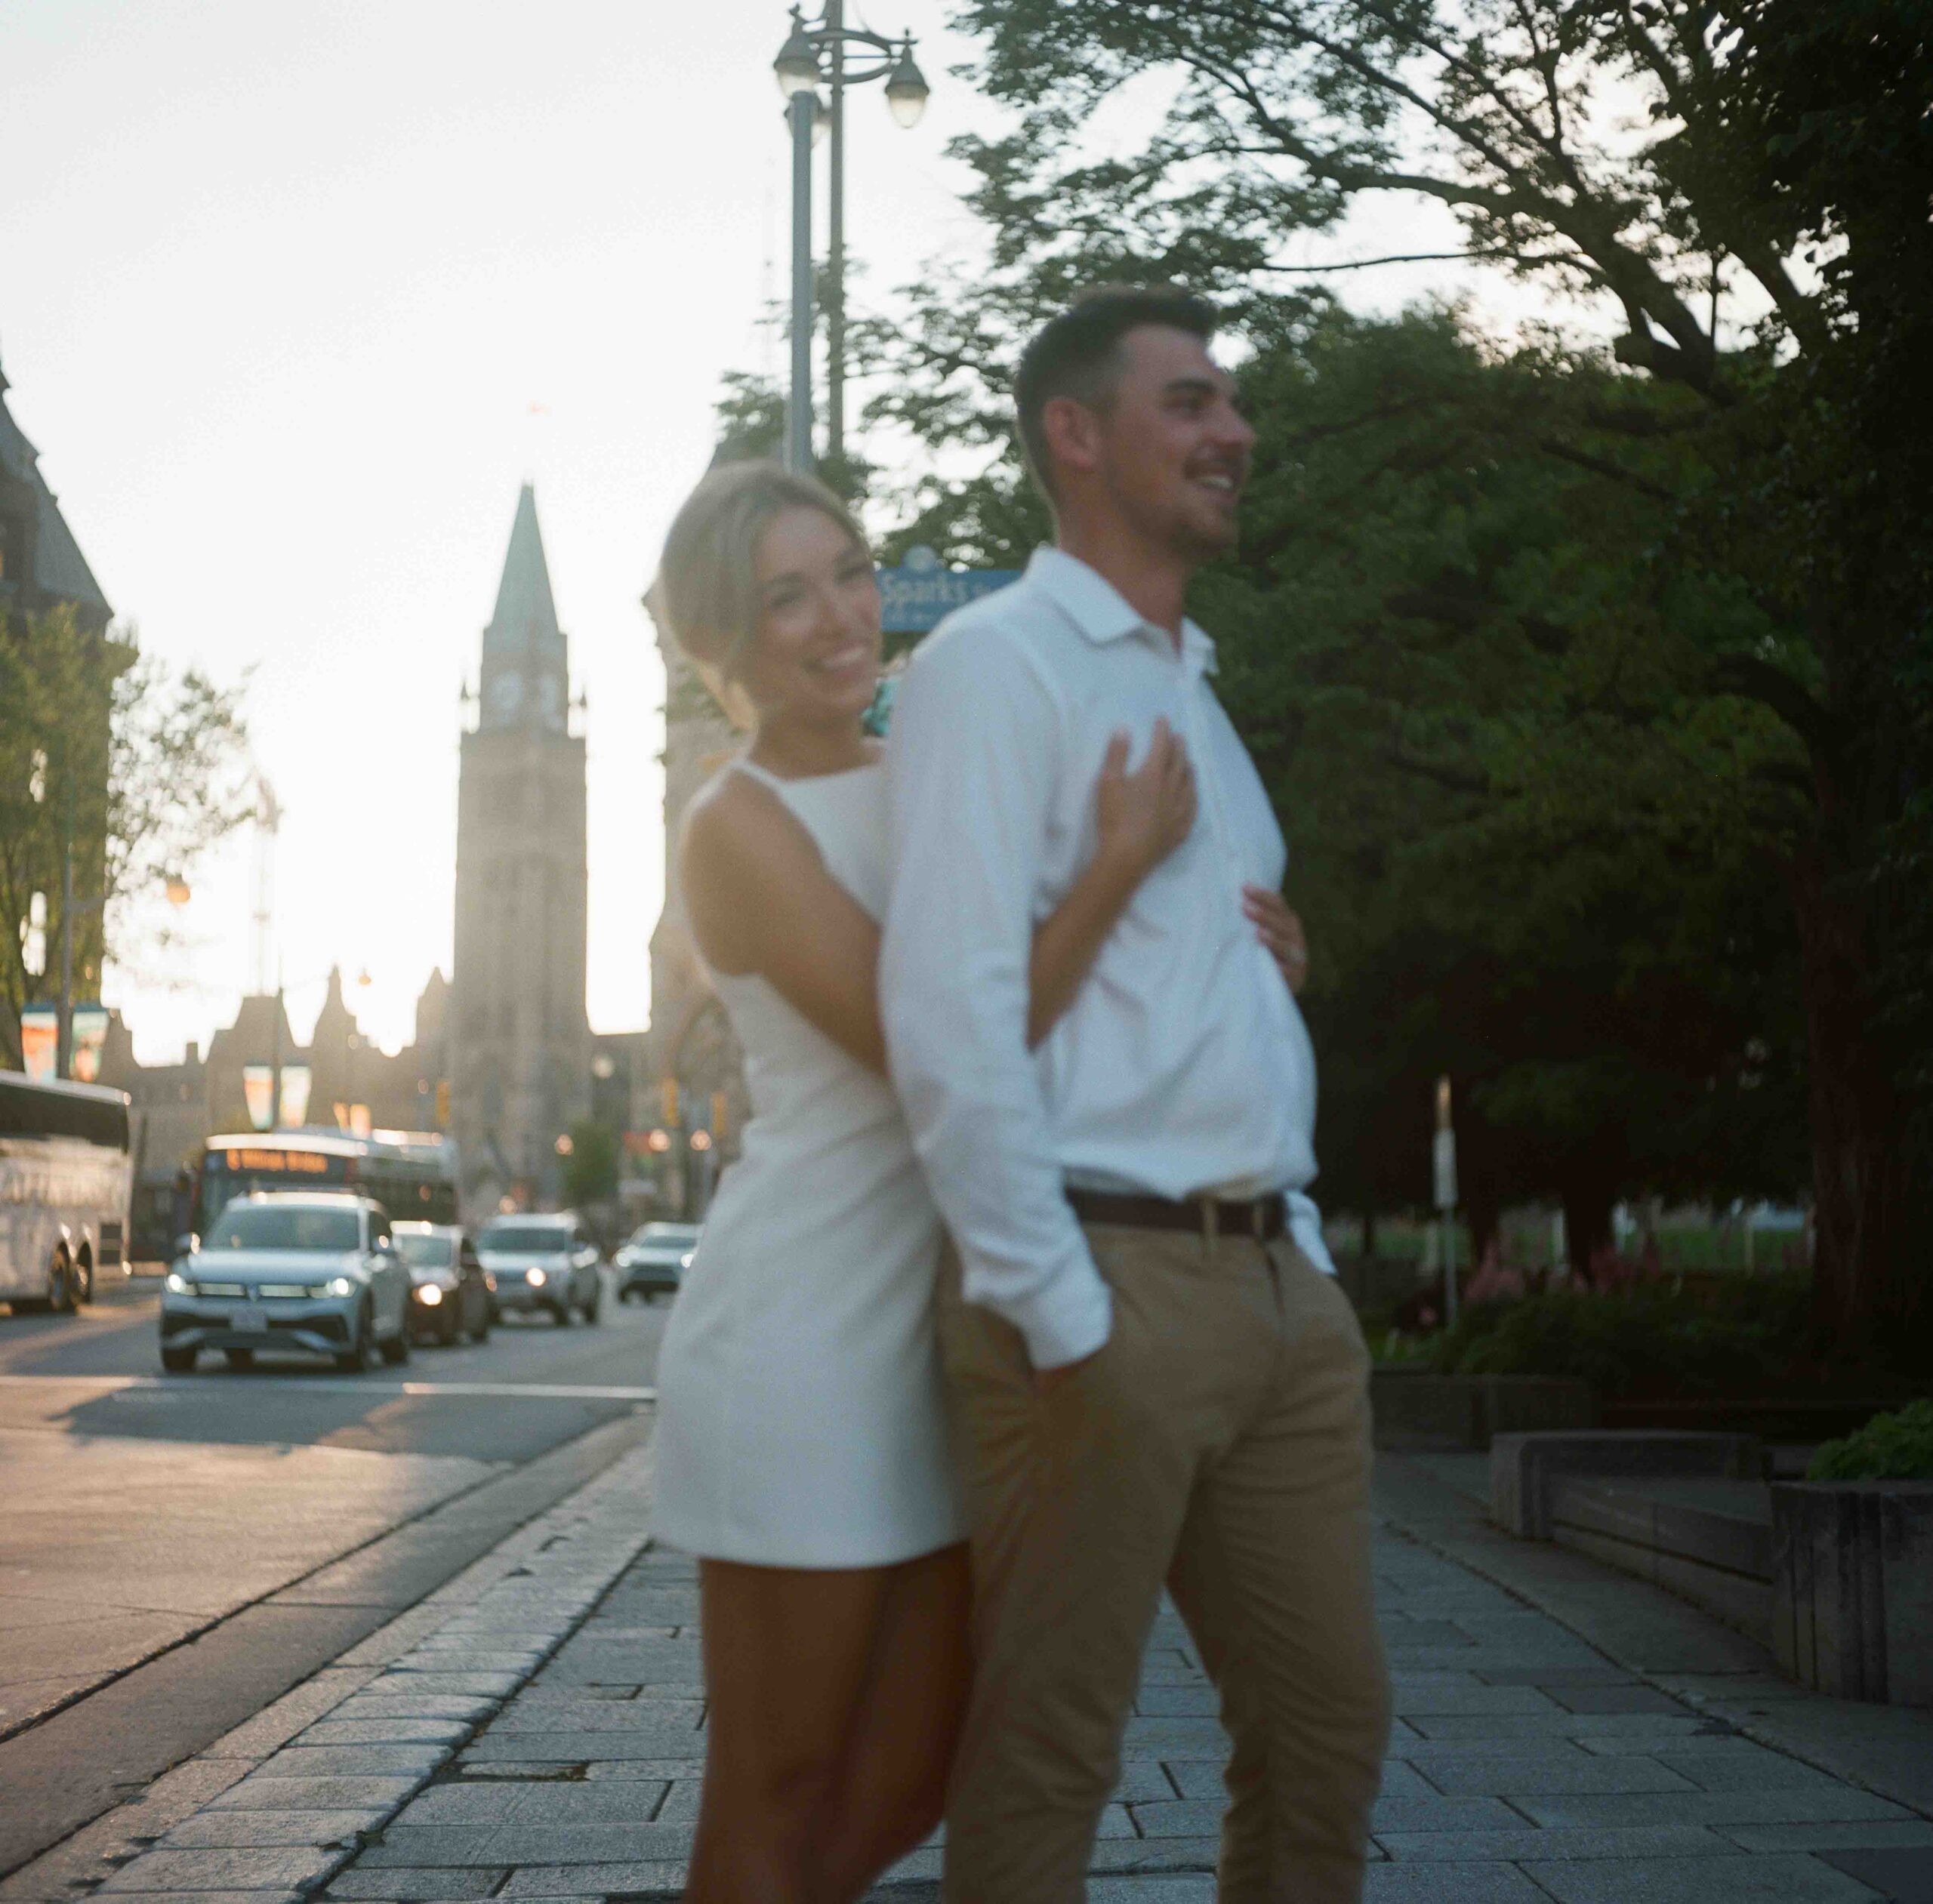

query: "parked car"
left=393, top=1221, right=493, bottom=1346
left=613, top=1222, right=699, bottom=1303
left=159, top=1191, right=411, bottom=1374
left=475, top=1212, right=603, bottom=1326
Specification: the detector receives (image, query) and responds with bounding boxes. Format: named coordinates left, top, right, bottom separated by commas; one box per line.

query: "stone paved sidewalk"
left=319, top=1509, right=1933, bottom=1903
left=65, top=1440, right=658, bottom=1904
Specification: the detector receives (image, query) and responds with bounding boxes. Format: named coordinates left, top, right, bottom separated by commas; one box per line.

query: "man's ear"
left=1040, top=394, right=1103, bottom=485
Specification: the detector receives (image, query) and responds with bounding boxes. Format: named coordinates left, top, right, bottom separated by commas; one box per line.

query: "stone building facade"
left=0, top=354, right=111, bottom=640
left=449, top=485, right=592, bottom=1218
left=97, top=966, right=450, bottom=1255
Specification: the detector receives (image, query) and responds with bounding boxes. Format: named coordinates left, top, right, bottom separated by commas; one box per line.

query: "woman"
left=651, top=463, right=1303, bottom=1904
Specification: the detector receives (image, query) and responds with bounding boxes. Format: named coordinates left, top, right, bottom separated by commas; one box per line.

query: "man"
left=881, top=285, right=1390, bottom=1902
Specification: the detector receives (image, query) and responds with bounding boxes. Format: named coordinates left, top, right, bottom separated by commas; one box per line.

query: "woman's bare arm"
left=682, top=775, right=891, bottom=1073
left=683, top=727, right=1196, bottom=1078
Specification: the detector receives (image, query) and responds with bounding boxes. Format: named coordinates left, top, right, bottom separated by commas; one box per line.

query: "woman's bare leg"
left=684, top=1557, right=893, bottom=1904
left=812, top=1542, right=973, bottom=1904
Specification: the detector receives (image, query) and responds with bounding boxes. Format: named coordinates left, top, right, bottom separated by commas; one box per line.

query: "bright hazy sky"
left=5, top=0, right=1555, bottom=1068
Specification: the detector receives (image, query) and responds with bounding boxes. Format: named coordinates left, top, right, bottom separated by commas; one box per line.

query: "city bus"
left=189, top=1129, right=458, bottom=1244
left=0, top=1070, right=134, bottom=1311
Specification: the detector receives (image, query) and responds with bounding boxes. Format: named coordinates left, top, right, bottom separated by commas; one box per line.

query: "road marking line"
left=0, top=1374, right=656, bottom=1402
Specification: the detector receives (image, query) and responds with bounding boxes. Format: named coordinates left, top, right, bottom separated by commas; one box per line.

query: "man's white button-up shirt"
left=882, top=547, right=1333, bottom=1372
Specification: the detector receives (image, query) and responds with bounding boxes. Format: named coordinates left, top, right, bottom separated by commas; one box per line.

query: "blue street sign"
left=877, top=544, right=1020, bottom=635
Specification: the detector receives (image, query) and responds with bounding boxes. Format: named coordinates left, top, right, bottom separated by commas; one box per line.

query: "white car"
left=476, top=1212, right=603, bottom=1326
left=614, top=1222, right=698, bottom=1302
left=159, top=1191, right=412, bottom=1374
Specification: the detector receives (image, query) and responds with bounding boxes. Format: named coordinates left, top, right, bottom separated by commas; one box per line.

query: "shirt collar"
left=1025, top=546, right=1219, bottom=676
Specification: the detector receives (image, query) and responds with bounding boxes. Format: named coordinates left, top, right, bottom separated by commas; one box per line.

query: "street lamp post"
left=826, top=3, right=846, bottom=470
left=772, top=4, right=929, bottom=476
left=52, top=757, right=191, bottom=1078
left=786, top=88, right=816, bottom=474
left=57, top=775, right=75, bottom=1080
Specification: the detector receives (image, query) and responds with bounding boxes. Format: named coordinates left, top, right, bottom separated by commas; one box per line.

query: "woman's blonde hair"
left=656, top=461, right=868, bottom=689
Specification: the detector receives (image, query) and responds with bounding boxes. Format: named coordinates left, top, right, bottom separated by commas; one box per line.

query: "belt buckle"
left=1198, top=1195, right=1218, bottom=1255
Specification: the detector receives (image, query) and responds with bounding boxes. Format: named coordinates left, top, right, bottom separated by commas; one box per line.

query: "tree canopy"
left=1, top=608, right=249, bottom=1067
left=842, top=0, right=1930, bottom=1339
left=564, top=1119, right=621, bottom=1212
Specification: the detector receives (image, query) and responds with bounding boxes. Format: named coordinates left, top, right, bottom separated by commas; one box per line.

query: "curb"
left=32, top=1440, right=656, bottom=1904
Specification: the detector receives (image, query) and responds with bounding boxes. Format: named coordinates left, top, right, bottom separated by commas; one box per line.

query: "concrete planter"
left=1371, top=1369, right=1598, bottom=1449
left=1490, top=1432, right=1773, bottom=1642
left=1491, top=1431, right=1762, bottom=1539
left=1772, top=1480, right=1933, bottom=1705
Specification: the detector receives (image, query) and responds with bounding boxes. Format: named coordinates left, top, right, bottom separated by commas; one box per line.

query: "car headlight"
left=165, top=1270, right=194, bottom=1296
left=526, top=1266, right=547, bottom=1286
left=416, top=1283, right=443, bottom=1306
left=324, top=1275, right=355, bottom=1298
left=680, top=1252, right=695, bottom=1270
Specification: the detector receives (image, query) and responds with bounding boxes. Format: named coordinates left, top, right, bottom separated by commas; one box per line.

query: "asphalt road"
left=0, top=1267, right=668, bottom=1879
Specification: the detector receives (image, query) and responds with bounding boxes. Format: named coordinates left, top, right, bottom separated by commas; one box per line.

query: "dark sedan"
left=393, top=1222, right=494, bottom=1345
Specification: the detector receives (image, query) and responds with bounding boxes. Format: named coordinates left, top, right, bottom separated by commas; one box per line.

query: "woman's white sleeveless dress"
left=651, top=757, right=966, bottom=1568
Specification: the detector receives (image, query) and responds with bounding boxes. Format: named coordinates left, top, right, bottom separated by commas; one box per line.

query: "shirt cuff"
left=966, top=1243, right=1114, bottom=1371
left=1286, top=1191, right=1338, bottom=1276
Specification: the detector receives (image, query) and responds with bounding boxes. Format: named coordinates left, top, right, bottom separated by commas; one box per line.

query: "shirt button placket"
left=1181, top=671, right=1240, bottom=880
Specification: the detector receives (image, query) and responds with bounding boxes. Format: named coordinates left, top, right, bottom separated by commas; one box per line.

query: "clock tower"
left=450, top=485, right=590, bottom=1215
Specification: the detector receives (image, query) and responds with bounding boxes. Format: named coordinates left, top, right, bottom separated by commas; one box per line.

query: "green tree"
left=563, top=1119, right=620, bottom=1211
left=864, top=291, right=1808, bottom=1264
left=708, top=355, right=874, bottom=508
left=1, top=608, right=249, bottom=1065
left=713, top=371, right=785, bottom=465
left=874, top=0, right=1931, bottom=1344
left=1213, top=304, right=1806, bottom=1265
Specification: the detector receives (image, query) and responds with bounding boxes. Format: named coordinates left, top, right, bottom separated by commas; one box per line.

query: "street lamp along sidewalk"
left=772, top=4, right=930, bottom=476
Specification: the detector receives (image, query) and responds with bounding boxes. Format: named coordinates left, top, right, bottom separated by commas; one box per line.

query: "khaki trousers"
left=936, top=1223, right=1391, bottom=1903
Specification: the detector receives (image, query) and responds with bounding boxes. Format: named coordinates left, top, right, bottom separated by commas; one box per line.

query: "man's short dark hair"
left=1013, top=285, right=1219, bottom=503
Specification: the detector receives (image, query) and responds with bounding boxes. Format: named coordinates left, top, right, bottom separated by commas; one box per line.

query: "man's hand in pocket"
left=1034, top=1346, right=1102, bottom=1398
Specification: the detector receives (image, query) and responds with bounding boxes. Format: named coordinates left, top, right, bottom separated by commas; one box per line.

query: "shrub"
left=1366, top=1327, right=1434, bottom=1366
left=1807, top=1398, right=1933, bottom=1481
left=1424, top=1274, right=1813, bottom=1395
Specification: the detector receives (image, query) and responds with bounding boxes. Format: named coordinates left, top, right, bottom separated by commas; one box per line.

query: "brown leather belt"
left=1067, top=1187, right=1288, bottom=1243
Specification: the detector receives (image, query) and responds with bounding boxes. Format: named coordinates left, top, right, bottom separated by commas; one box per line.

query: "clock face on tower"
left=486, top=670, right=522, bottom=722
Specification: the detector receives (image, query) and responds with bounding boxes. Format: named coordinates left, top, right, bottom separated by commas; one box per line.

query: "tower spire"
left=478, top=484, right=567, bottom=730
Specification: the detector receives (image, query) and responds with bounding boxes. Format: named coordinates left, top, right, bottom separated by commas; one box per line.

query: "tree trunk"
left=1790, top=846, right=1932, bottom=1354
left=1562, top=1178, right=1616, bottom=1280
left=1464, top=1180, right=1503, bottom=1273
